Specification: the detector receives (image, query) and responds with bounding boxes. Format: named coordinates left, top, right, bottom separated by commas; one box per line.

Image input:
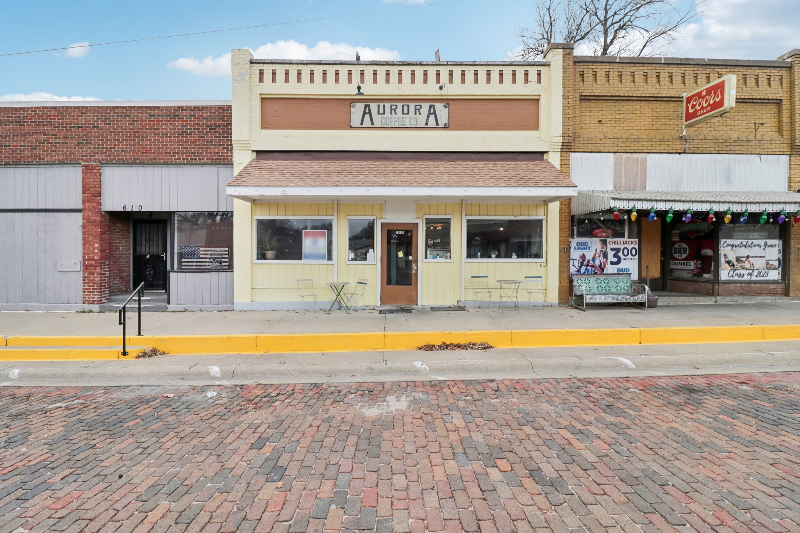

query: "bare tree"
left=513, top=0, right=702, bottom=60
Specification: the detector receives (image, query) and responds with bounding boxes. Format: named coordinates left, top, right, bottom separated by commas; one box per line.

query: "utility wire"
left=0, top=0, right=465, bottom=58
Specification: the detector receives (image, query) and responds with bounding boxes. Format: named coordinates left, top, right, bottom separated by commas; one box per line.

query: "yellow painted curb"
left=385, top=330, right=514, bottom=351
left=140, top=335, right=259, bottom=354
left=639, top=325, right=765, bottom=345
left=512, top=328, right=640, bottom=347
left=2, top=323, right=800, bottom=360
left=762, top=324, right=800, bottom=341
left=0, top=348, right=123, bottom=361
left=258, top=333, right=384, bottom=353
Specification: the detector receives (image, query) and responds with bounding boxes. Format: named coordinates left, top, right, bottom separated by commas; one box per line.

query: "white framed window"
left=465, top=216, right=545, bottom=262
left=346, top=216, right=376, bottom=264
left=254, top=216, right=334, bottom=264
left=423, top=215, right=453, bottom=262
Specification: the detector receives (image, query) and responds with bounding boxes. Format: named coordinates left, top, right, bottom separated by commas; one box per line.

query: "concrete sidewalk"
left=4, top=301, right=800, bottom=337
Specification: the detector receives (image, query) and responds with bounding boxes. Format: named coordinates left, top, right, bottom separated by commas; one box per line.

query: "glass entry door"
left=381, top=223, right=418, bottom=305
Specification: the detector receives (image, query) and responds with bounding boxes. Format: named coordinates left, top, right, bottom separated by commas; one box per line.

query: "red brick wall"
left=0, top=105, right=232, bottom=164
left=109, top=213, right=131, bottom=296
left=0, top=104, right=232, bottom=305
left=82, top=163, right=110, bottom=305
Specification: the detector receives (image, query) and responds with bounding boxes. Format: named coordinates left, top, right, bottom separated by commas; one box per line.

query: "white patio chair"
left=470, top=275, right=492, bottom=308
left=296, top=278, right=317, bottom=314
left=344, top=278, right=369, bottom=311
left=524, top=276, right=545, bottom=308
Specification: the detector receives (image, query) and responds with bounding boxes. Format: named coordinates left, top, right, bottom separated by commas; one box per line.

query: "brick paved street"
left=0, top=373, right=799, bottom=532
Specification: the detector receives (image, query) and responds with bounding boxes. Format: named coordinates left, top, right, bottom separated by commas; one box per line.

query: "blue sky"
left=0, top=0, right=797, bottom=101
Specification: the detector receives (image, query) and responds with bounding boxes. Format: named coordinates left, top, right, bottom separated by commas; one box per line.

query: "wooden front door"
left=640, top=218, right=662, bottom=289
left=133, top=221, right=167, bottom=291
left=381, top=224, right=418, bottom=305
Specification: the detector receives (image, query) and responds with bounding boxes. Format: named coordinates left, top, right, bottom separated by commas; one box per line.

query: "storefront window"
left=571, top=216, right=638, bottom=279
left=255, top=218, right=333, bottom=262
left=466, top=218, right=543, bottom=260
left=175, top=212, right=233, bottom=270
left=669, top=219, right=715, bottom=280
left=719, top=224, right=782, bottom=282
left=347, top=218, right=375, bottom=263
left=424, top=217, right=452, bottom=261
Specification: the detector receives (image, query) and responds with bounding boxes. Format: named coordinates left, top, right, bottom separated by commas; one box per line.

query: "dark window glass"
left=256, top=218, right=333, bottom=261
left=387, top=229, right=413, bottom=286
left=175, top=212, right=233, bottom=270
left=466, top=219, right=543, bottom=259
left=668, top=218, right=715, bottom=280
left=347, top=219, right=375, bottom=262
left=425, top=218, right=451, bottom=260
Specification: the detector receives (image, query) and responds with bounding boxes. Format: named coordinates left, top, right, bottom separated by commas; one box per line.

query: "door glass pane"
left=387, top=229, right=413, bottom=286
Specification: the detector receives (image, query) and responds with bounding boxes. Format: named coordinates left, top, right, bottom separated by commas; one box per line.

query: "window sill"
left=170, top=269, right=233, bottom=273
left=465, top=258, right=545, bottom=263
left=346, top=261, right=377, bottom=265
left=423, top=259, right=453, bottom=263
left=254, top=260, right=334, bottom=265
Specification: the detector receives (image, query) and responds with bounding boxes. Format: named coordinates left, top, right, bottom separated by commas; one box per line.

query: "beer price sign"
left=683, top=74, right=736, bottom=127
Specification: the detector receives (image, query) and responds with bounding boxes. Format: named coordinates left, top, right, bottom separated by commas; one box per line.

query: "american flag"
left=181, top=246, right=229, bottom=270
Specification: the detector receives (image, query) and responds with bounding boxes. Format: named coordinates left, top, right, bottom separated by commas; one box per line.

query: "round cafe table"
left=496, top=280, right=522, bottom=310
left=325, top=281, right=351, bottom=313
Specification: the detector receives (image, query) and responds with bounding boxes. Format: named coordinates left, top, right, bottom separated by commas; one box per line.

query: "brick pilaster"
left=109, top=213, right=132, bottom=295
left=82, top=163, right=110, bottom=304
left=784, top=50, right=800, bottom=296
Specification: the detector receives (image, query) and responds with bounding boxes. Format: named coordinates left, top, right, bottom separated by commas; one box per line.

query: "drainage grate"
left=379, top=308, right=413, bottom=314
left=430, top=306, right=466, bottom=312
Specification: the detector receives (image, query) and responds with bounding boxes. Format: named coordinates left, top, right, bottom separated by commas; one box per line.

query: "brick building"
left=0, top=101, right=234, bottom=310
left=555, top=45, right=800, bottom=298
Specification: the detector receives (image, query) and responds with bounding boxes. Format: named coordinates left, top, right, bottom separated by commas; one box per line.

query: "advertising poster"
left=302, top=230, right=328, bottom=261
left=719, top=239, right=781, bottom=281
left=570, top=238, right=639, bottom=279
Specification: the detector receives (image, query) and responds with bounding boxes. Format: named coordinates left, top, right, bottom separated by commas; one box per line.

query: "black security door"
left=133, top=221, right=167, bottom=291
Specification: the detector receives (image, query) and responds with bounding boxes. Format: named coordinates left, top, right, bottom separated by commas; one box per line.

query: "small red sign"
left=592, top=228, right=613, bottom=238
left=683, top=75, right=736, bottom=127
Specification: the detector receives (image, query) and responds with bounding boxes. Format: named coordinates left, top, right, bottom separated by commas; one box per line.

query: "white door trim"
left=377, top=218, right=422, bottom=306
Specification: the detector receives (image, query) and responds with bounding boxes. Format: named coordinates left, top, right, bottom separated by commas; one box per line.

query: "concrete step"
left=98, top=304, right=169, bottom=312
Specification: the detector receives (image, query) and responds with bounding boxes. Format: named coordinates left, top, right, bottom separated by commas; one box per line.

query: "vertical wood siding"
left=0, top=165, right=81, bottom=209
left=416, top=203, right=462, bottom=306
left=0, top=212, right=82, bottom=304
left=0, top=166, right=82, bottom=305
left=169, top=271, right=234, bottom=307
left=101, top=165, right=233, bottom=212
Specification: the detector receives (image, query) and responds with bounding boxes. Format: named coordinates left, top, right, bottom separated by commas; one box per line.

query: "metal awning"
left=574, top=190, right=800, bottom=215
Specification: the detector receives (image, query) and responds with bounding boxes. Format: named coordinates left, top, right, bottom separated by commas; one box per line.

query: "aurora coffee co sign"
left=351, top=102, right=448, bottom=128
left=683, top=74, right=736, bottom=127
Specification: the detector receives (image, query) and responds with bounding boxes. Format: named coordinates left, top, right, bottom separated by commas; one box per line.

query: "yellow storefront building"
left=227, top=48, right=576, bottom=310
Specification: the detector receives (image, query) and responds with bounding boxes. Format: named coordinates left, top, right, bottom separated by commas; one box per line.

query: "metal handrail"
left=119, top=282, right=145, bottom=356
